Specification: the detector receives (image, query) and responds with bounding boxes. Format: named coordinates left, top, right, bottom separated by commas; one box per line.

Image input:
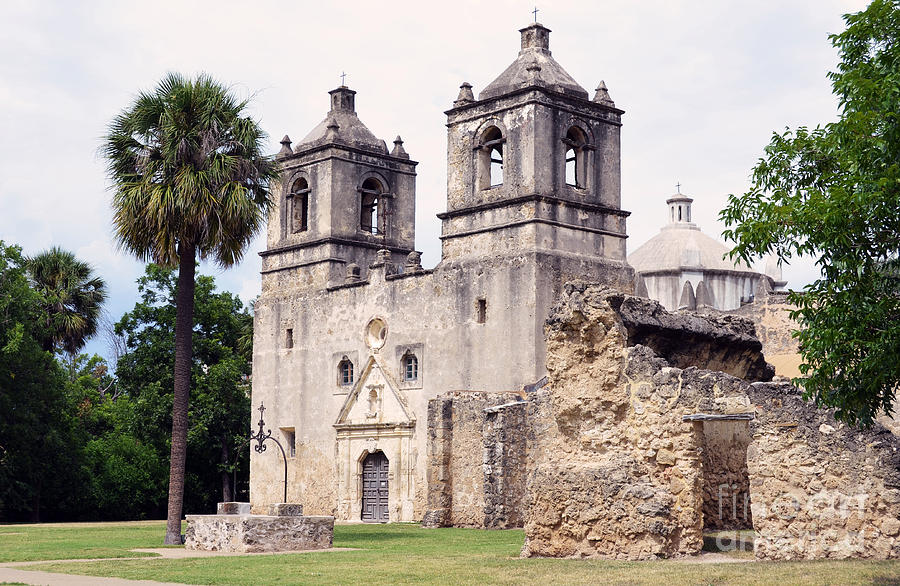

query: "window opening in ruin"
left=285, top=328, right=293, bottom=349
left=360, top=178, right=387, bottom=235
left=339, top=357, right=354, bottom=386
left=478, top=126, right=505, bottom=189
left=281, top=428, right=296, bottom=458
left=476, top=298, right=487, bottom=323
left=403, top=353, right=418, bottom=381
left=288, top=178, right=310, bottom=233
left=563, top=126, right=588, bottom=188
left=678, top=205, right=682, bottom=221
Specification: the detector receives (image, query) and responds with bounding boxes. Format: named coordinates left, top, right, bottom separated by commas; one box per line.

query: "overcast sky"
left=0, top=0, right=868, bottom=360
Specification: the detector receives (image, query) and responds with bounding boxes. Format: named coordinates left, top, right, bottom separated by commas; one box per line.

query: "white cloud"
left=0, top=0, right=870, bottom=362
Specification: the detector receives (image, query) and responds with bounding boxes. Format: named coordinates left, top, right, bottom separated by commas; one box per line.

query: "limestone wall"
left=522, top=283, right=749, bottom=559
left=422, top=391, right=526, bottom=529
left=483, top=401, right=528, bottom=529
left=729, top=290, right=802, bottom=378
left=747, top=382, right=900, bottom=560
left=524, top=283, right=900, bottom=561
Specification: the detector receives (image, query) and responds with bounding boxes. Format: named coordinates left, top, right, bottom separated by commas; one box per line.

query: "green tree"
left=26, top=247, right=107, bottom=356
left=114, top=265, right=252, bottom=515
left=720, top=0, right=900, bottom=426
left=64, top=353, right=167, bottom=521
left=0, top=242, right=83, bottom=521
left=102, top=73, right=276, bottom=543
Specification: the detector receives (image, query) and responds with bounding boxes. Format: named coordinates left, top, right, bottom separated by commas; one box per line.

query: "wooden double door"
left=361, top=451, right=389, bottom=522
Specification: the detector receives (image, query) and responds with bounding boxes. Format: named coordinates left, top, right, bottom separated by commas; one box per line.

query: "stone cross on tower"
left=340, top=71, right=347, bottom=86
left=532, top=6, right=539, bottom=22
left=676, top=182, right=681, bottom=194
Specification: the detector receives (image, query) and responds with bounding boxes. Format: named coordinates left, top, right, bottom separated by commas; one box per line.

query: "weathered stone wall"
left=746, top=382, right=900, bottom=560
left=524, top=282, right=900, bottom=561
left=700, top=420, right=752, bottom=530
left=422, top=391, right=526, bottom=529
left=523, top=283, right=748, bottom=559
left=483, top=401, right=528, bottom=529
left=728, top=289, right=802, bottom=378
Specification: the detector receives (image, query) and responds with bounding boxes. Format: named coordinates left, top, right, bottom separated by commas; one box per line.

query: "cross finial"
left=532, top=6, right=539, bottom=22
left=257, top=402, right=266, bottom=424
left=676, top=181, right=681, bottom=194
left=340, top=71, right=347, bottom=86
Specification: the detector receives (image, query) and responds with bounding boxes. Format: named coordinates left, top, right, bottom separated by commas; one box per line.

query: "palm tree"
left=102, top=73, right=276, bottom=544
left=27, top=247, right=107, bottom=355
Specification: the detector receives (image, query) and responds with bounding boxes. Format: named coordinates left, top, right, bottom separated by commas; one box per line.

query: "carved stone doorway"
left=362, top=451, right=389, bottom=522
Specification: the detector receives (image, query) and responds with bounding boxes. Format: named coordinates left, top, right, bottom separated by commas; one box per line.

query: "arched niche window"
left=288, top=177, right=310, bottom=233
left=359, top=177, right=389, bottom=235
left=563, top=126, right=589, bottom=188
left=402, top=352, right=418, bottom=382
left=338, top=357, right=354, bottom=386
left=477, top=126, right=505, bottom=190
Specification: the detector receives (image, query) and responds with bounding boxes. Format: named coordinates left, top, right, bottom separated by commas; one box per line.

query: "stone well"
left=185, top=502, right=334, bottom=553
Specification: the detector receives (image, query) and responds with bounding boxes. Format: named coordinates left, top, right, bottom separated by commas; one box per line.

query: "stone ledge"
left=217, top=502, right=250, bottom=515
left=268, top=503, right=304, bottom=516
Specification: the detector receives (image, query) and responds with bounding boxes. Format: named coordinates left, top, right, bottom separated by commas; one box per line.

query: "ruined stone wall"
left=729, top=290, right=801, bottom=378
left=422, top=391, right=526, bottom=529
left=700, top=420, right=752, bottom=530
left=483, top=401, right=528, bottom=529
left=747, top=382, right=900, bottom=560
left=523, top=283, right=763, bottom=559
left=525, top=282, right=900, bottom=561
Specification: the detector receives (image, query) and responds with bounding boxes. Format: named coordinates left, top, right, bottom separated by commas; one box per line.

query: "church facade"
left=249, top=22, right=633, bottom=521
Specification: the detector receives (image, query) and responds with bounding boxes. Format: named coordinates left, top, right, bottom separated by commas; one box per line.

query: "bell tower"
left=261, top=86, right=418, bottom=292
left=439, top=23, right=629, bottom=264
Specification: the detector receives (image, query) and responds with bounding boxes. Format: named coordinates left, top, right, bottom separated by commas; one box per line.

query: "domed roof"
left=295, top=87, right=388, bottom=155
left=629, top=194, right=753, bottom=274
left=479, top=23, right=588, bottom=101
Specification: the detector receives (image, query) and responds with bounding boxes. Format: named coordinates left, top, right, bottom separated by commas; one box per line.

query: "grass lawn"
left=5, top=521, right=900, bottom=585
left=0, top=520, right=169, bottom=562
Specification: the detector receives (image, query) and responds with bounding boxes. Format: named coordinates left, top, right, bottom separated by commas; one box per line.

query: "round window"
left=365, top=318, right=387, bottom=349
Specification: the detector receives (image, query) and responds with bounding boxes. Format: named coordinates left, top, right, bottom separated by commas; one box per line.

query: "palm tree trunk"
left=221, top=435, right=233, bottom=503
left=164, top=243, right=196, bottom=545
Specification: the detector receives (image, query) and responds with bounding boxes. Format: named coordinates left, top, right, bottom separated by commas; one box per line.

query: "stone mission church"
left=250, top=22, right=636, bottom=522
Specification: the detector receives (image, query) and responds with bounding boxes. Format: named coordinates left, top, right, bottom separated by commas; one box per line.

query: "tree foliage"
left=115, top=265, right=252, bottom=512
left=26, top=247, right=107, bottom=355
left=720, top=0, right=900, bottom=426
left=0, top=242, right=85, bottom=521
left=0, top=250, right=252, bottom=522
left=103, top=72, right=276, bottom=268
